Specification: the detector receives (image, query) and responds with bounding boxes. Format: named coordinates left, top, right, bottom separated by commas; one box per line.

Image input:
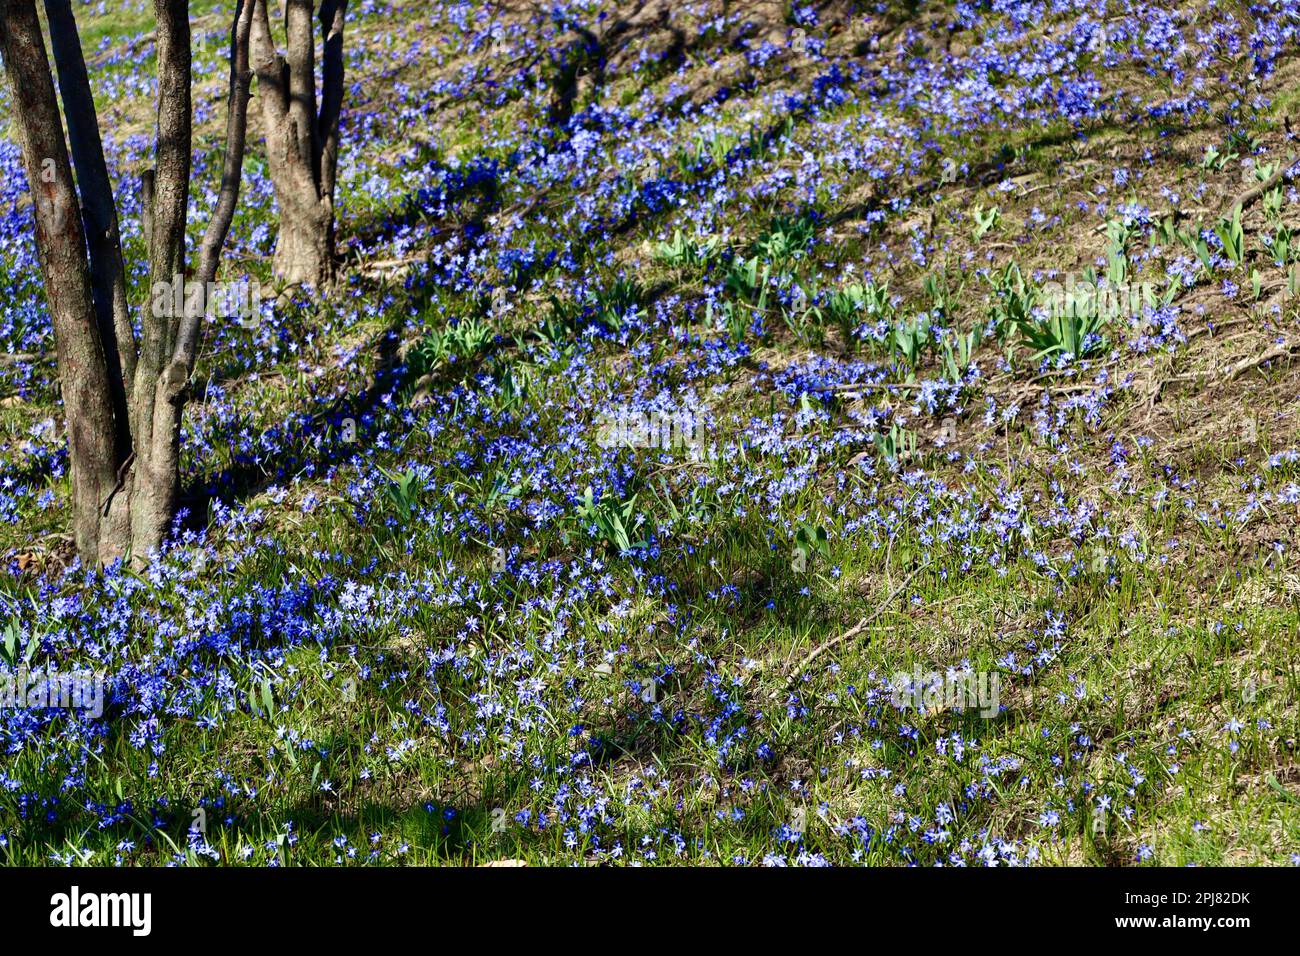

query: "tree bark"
left=250, top=0, right=346, bottom=287
left=0, top=0, right=124, bottom=561
left=178, top=0, right=257, bottom=362
left=44, top=0, right=135, bottom=424
left=127, top=0, right=194, bottom=559
left=0, top=0, right=256, bottom=565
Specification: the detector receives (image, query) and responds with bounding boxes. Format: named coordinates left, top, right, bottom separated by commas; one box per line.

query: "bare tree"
left=0, top=0, right=257, bottom=564
left=249, top=0, right=347, bottom=287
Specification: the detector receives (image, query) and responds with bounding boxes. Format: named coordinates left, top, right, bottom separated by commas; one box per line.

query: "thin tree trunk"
left=128, top=0, right=194, bottom=559
left=176, top=0, right=256, bottom=364
left=317, top=0, right=346, bottom=205
left=44, top=0, right=138, bottom=557
left=284, top=0, right=318, bottom=176
left=44, top=0, right=136, bottom=416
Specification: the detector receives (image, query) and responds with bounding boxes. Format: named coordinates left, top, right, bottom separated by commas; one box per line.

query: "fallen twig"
left=1221, top=162, right=1292, bottom=219
left=1223, top=341, right=1300, bottom=382
left=828, top=381, right=923, bottom=391
left=1185, top=317, right=1250, bottom=341
left=771, top=561, right=931, bottom=698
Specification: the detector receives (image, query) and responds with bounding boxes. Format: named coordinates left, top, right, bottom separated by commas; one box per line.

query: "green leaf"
left=1266, top=774, right=1298, bottom=804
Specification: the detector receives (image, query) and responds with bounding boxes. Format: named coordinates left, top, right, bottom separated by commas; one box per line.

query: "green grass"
left=1, top=0, right=1298, bottom=867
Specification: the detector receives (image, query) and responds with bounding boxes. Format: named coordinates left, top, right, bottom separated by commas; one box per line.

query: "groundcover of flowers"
left=0, top=0, right=1298, bottom=868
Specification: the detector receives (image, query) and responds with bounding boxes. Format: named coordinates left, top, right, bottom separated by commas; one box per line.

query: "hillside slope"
left=0, top=0, right=1298, bottom=866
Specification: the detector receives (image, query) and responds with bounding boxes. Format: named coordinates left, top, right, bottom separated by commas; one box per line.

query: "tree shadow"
left=177, top=304, right=409, bottom=523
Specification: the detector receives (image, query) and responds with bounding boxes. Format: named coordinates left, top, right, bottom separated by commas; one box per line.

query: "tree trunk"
left=250, top=0, right=346, bottom=288
left=274, top=199, right=334, bottom=285
left=44, top=0, right=135, bottom=438
left=1, top=0, right=257, bottom=565
left=126, top=0, right=194, bottom=559
left=0, top=0, right=125, bottom=561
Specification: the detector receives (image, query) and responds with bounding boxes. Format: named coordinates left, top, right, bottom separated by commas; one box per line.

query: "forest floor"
left=0, top=0, right=1298, bottom=866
